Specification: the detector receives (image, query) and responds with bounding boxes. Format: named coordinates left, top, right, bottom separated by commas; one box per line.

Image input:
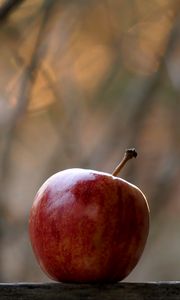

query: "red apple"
left=29, top=149, right=149, bottom=283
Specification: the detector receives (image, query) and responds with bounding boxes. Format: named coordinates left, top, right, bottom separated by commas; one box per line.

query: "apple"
left=29, top=149, right=149, bottom=283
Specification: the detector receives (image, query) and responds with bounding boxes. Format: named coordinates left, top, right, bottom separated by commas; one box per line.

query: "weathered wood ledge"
left=0, top=282, right=180, bottom=300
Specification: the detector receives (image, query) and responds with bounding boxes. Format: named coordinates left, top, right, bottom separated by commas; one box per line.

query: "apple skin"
left=29, top=168, right=149, bottom=283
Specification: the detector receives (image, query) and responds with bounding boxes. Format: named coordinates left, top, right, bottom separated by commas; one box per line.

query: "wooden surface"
left=0, top=282, right=180, bottom=300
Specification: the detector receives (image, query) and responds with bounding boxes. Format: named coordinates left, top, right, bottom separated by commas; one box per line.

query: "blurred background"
left=0, top=0, right=180, bottom=282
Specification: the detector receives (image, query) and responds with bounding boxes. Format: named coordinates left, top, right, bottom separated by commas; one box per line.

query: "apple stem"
left=112, top=148, right=137, bottom=177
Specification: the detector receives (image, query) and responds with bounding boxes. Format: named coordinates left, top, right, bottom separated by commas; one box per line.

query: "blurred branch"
left=12, top=5, right=52, bottom=121
left=0, top=0, right=58, bottom=188
left=0, top=0, right=25, bottom=23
